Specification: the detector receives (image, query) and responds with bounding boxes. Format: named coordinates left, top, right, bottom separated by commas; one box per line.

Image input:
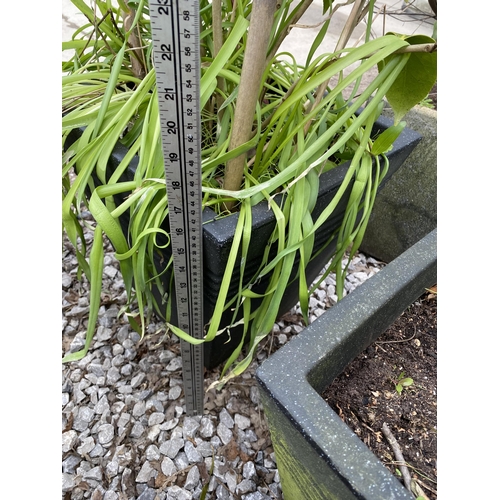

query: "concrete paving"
left=62, top=0, right=436, bottom=63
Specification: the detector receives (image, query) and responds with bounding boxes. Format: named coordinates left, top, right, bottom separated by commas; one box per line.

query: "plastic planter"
left=66, top=115, right=421, bottom=368
left=255, top=229, right=437, bottom=500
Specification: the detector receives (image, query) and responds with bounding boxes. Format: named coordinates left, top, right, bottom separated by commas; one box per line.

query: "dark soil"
left=322, top=289, right=437, bottom=499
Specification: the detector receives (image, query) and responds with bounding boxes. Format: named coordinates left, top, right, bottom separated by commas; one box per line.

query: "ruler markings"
left=150, top=0, right=205, bottom=416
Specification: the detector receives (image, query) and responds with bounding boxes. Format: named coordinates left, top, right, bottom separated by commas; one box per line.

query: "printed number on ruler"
left=150, top=0, right=205, bottom=416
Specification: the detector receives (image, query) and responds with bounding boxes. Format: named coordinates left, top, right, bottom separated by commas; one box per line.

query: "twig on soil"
left=376, top=324, right=417, bottom=345
left=381, top=422, right=415, bottom=496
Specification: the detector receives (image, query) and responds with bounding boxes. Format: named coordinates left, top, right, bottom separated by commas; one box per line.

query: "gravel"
left=62, top=229, right=384, bottom=499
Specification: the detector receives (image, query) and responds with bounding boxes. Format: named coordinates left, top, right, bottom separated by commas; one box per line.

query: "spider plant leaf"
left=200, top=15, right=249, bottom=107
left=91, top=44, right=126, bottom=140
left=62, top=225, right=104, bottom=363
left=306, top=16, right=331, bottom=67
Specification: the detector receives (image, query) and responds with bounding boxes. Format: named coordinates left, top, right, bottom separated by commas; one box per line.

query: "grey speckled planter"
left=360, top=105, right=437, bottom=262
left=256, top=229, right=437, bottom=500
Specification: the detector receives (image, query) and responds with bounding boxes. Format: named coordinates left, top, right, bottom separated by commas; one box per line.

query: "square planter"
left=255, top=229, right=437, bottom=499
left=65, top=115, right=421, bottom=368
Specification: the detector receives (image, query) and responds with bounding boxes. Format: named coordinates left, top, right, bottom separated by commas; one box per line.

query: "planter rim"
left=256, top=228, right=437, bottom=498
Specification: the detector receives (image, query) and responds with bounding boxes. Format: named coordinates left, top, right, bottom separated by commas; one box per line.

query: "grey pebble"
left=219, top=408, right=234, bottom=428
left=243, top=492, right=272, bottom=500
left=137, top=488, right=158, bottom=500
left=216, top=422, right=233, bottom=445
left=130, top=422, right=145, bottom=438
left=131, top=372, right=146, bottom=388
left=63, top=224, right=384, bottom=500
left=199, top=416, right=215, bottom=438
left=106, top=366, right=121, bottom=384
left=243, top=461, right=257, bottom=480
left=168, top=385, right=183, bottom=400
left=98, top=424, right=114, bottom=444
left=83, top=466, right=103, bottom=481
left=184, top=441, right=202, bottom=463
left=236, top=478, right=256, bottom=495
left=166, top=485, right=192, bottom=500
left=148, top=411, right=165, bottom=426
left=62, top=473, right=75, bottom=492
left=136, top=461, right=157, bottom=483
left=73, top=406, right=95, bottom=432
left=185, top=465, right=200, bottom=490
left=133, top=400, right=147, bottom=417
left=174, top=451, right=190, bottom=470
left=161, top=456, right=177, bottom=477
left=166, top=357, right=183, bottom=371
left=160, top=437, right=184, bottom=459
left=62, top=430, right=78, bottom=453
left=182, top=416, right=200, bottom=438
left=77, top=436, right=95, bottom=455
left=235, top=413, right=251, bottom=430
left=62, top=454, right=81, bottom=474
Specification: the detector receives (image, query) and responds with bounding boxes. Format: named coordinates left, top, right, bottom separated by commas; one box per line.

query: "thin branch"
left=381, top=422, right=415, bottom=496
left=395, top=43, right=437, bottom=54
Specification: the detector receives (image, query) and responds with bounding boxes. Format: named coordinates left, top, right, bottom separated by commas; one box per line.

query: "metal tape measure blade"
left=150, top=0, right=204, bottom=416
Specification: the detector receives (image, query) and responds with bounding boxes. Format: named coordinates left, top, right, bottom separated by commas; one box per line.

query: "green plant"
left=62, top=0, right=437, bottom=383
left=394, top=371, right=414, bottom=395
left=418, top=96, right=435, bottom=109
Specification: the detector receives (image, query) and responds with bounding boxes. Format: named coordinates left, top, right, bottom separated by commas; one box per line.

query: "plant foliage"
left=62, top=0, right=437, bottom=383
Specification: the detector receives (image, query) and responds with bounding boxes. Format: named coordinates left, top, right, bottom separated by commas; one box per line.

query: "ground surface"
left=322, top=289, right=437, bottom=499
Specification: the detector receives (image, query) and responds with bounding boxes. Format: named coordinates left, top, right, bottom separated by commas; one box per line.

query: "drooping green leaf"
left=370, top=121, right=406, bottom=156
left=379, top=34, right=437, bottom=124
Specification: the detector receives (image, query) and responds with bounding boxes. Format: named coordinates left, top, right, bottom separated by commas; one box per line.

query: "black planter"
left=255, top=229, right=437, bottom=499
left=65, top=115, right=421, bottom=369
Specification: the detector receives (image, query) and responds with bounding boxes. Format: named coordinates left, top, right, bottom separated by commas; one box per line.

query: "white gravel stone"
left=62, top=222, right=385, bottom=500
left=62, top=473, right=75, bottom=492
left=185, top=465, right=200, bottom=490
left=97, top=424, right=114, bottom=445
left=182, top=417, right=201, bottom=438
left=168, top=385, right=183, bottom=400
left=166, top=485, right=191, bottom=500
left=225, top=470, right=238, bottom=492
left=184, top=441, right=203, bottom=463
left=83, top=466, right=103, bottom=481
left=235, top=414, right=251, bottom=430
left=166, top=358, right=183, bottom=371
left=148, top=412, right=165, bottom=426
left=136, top=461, right=156, bottom=483
left=160, top=438, right=184, bottom=459
left=243, top=461, right=257, bottom=480
left=62, top=430, right=78, bottom=453
left=174, top=452, right=190, bottom=470
left=77, top=436, right=95, bottom=455
left=199, top=416, right=215, bottom=438
left=146, top=444, right=161, bottom=461
left=236, top=478, right=256, bottom=495
left=161, top=457, right=177, bottom=477
left=130, top=422, right=146, bottom=438
left=219, top=408, right=234, bottom=428
left=216, top=423, right=233, bottom=445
